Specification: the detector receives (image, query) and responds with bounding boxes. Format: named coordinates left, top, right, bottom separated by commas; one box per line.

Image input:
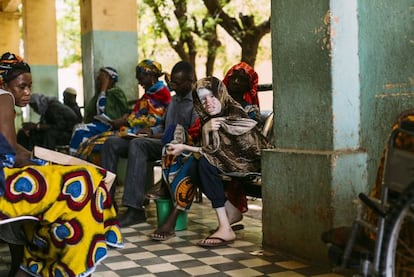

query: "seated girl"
left=152, top=76, right=270, bottom=246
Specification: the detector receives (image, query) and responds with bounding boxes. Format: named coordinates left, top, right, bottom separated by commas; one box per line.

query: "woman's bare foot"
left=151, top=230, right=175, bottom=241
left=209, top=201, right=243, bottom=234
left=209, top=226, right=236, bottom=242
left=151, top=208, right=180, bottom=241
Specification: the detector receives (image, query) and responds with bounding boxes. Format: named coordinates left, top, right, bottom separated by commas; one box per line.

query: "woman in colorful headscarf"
left=0, top=52, right=123, bottom=277
left=75, top=59, right=171, bottom=163
left=119, top=59, right=171, bottom=133
left=69, top=66, right=129, bottom=155
left=0, top=53, right=33, bottom=276
left=162, top=76, right=270, bottom=247
left=0, top=52, right=32, bottom=167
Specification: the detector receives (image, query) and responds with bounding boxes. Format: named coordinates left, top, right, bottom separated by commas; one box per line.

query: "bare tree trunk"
left=205, top=25, right=221, bottom=76
left=241, top=35, right=260, bottom=67
left=144, top=0, right=198, bottom=74
left=203, top=0, right=270, bottom=67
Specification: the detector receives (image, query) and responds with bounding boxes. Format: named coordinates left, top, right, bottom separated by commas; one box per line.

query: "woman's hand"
left=202, top=117, right=226, bottom=133
left=22, top=122, right=37, bottom=131
left=165, top=143, right=186, bottom=156
left=14, top=151, right=33, bottom=167
left=112, top=114, right=128, bottom=129
left=100, top=74, right=111, bottom=92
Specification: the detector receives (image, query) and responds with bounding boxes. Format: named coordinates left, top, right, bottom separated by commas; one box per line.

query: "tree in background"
left=192, top=14, right=221, bottom=77
left=203, top=0, right=270, bottom=67
left=142, top=0, right=198, bottom=75
left=56, top=0, right=81, bottom=67
left=139, top=0, right=270, bottom=76
left=56, top=0, right=271, bottom=78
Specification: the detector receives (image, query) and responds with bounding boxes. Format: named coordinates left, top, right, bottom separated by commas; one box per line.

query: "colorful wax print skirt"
left=0, top=164, right=123, bottom=277
left=69, top=121, right=111, bottom=155
left=162, top=152, right=197, bottom=211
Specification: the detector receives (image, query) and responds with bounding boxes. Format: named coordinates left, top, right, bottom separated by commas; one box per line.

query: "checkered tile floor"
left=0, top=198, right=354, bottom=276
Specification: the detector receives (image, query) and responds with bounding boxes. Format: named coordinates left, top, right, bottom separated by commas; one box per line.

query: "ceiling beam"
left=1, top=0, right=21, bottom=12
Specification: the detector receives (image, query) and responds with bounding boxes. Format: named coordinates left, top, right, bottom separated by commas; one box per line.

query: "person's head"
left=0, top=52, right=32, bottom=107
left=63, top=87, right=77, bottom=104
left=29, top=93, right=50, bottom=116
left=96, top=66, right=118, bottom=91
left=222, top=62, right=258, bottom=105
left=193, top=76, right=230, bottom=118
left=169, top=61, right=195, bottom=97
left=135, top=59, right=164, bottom=90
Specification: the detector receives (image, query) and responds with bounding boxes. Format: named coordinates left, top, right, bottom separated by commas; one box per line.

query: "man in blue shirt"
left=101, top=61, right=198, bottom=227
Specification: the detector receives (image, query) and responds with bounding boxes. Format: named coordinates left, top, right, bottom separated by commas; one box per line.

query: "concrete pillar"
left=22, top=0, right=58, bottom=99
left=264, top=0, right=414, bottom=264
left=0, top=10, right=20, bottom=54
left=79, top=0, right=138, bottom=104
left=0, top=1, right=23, bottom=128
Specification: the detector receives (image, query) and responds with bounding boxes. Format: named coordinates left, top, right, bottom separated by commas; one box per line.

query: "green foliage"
left=56, top=0, right=81, bottom=68
left=139, top=0, right=271, bottom=73
left=55, top=0, right=271, bottom=76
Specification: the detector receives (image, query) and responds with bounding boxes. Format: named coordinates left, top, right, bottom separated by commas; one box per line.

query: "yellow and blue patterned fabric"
left=162, top=153, right=197, bottom=211
left=0, top=164, right=123, bottom=277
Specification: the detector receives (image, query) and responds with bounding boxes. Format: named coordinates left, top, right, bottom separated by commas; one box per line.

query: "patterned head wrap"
left=222, top=62, right=259, bottom=107
left=0, top=52, right=31, bottom=86
left=100, top=66, right=118, bottom=82
left=136, top=59, right=164, bottom=78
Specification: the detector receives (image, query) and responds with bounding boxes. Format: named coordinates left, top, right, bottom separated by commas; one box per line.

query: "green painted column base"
left=261, top=148, right=367, bottom=264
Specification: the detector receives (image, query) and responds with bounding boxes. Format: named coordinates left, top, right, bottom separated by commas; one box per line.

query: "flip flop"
left=209, top=224, right=244, bottom=234
left=151, top=231, right=175, bottom=241
left=197, top=236, right=234, bottom=248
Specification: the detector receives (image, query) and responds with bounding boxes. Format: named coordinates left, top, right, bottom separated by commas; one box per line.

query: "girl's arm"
left=165, top=143, right=202, bottom=156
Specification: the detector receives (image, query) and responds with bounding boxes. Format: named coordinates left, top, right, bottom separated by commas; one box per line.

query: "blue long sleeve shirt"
left=151, top=91, right=197, bottom=136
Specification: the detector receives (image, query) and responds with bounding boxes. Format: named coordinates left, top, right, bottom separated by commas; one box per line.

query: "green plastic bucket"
left=155, top=198, right=187, bottom=231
